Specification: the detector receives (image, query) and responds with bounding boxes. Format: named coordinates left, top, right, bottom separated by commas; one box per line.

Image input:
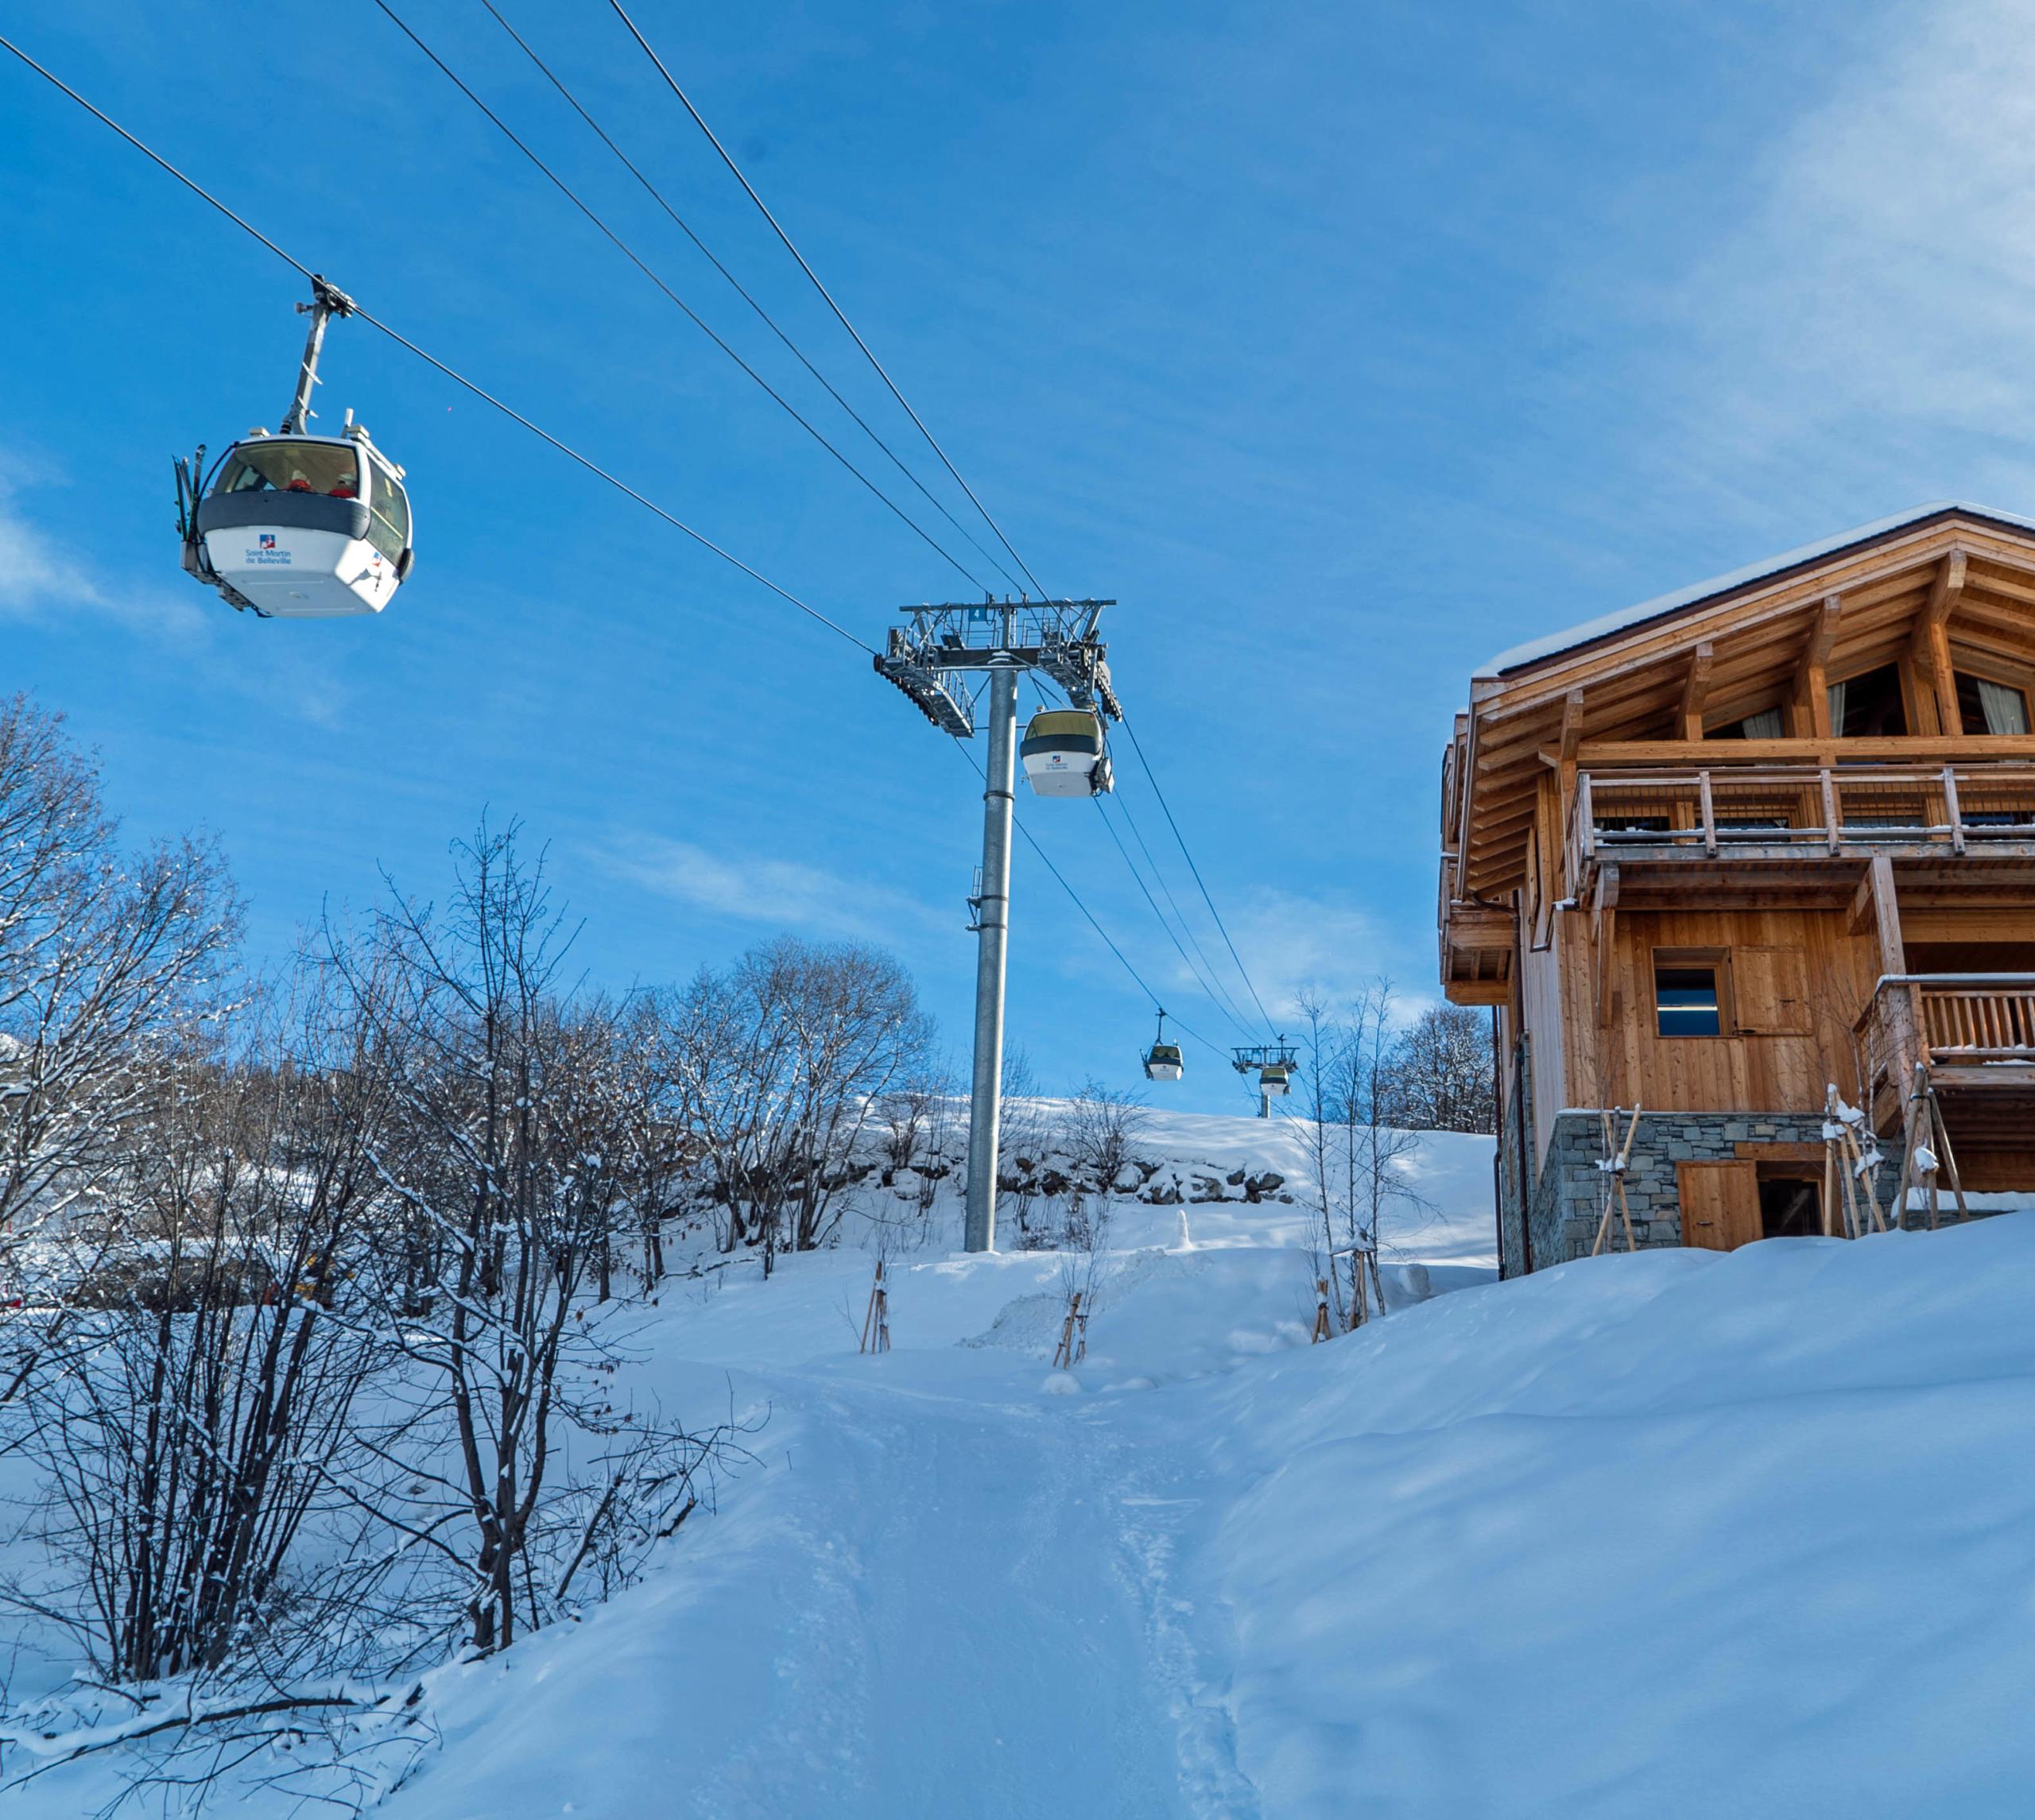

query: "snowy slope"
left=14, top=1117, right=2035, bottom=1818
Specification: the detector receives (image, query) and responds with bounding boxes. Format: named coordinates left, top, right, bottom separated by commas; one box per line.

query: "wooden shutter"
left=1731, top=947, right=1812, bottom=1036
left=1677, top=1160, right=1761, bottom=1252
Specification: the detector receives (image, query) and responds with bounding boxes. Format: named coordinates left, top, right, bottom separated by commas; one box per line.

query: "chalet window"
left=1654, top=954, right=1726, bottom=1037
left=1710, top=707, right=1786, bottom=741
left=1827, top=663, right=1906, bottom=738
left=1956, top=672, right=2032, bottom=737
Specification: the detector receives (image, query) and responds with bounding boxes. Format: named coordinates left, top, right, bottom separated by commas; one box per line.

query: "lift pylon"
left=875, top=598, right=1122, bottom=1253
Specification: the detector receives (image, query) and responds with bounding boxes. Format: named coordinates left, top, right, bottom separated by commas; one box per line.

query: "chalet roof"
left=1476, top=502, right=2035, bottom=680
left=1445, top=502, right=2035, bottom=903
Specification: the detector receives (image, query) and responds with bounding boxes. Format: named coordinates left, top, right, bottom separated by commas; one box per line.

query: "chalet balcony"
left=1854, top=974, right=2035, bottom=1152
left=1565, top=759, right=2035, bottom=900
left=1439, top=850, right=1513, bottom=1005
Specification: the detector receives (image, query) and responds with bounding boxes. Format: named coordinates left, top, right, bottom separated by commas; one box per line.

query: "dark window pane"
left=1656, top=965, right=1720, bottom=1036
left=214, top=439, right=362, bottom=499
left=366, top=456, right=410, bottom=562
left=1956, top=671, right=2030, bottom=736
left=1829, top=662, right=1907, bottom=738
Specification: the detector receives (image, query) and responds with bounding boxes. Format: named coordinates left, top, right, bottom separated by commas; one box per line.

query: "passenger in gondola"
left=285, top=471, right=314, bottom=491
left=328, top=474, right=357, bottom=498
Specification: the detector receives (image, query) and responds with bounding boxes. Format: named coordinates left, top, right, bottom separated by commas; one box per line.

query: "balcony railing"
left=1855, top=974, right=2035, bottom=1125
left=1567, top=763, right=2035, bottom=892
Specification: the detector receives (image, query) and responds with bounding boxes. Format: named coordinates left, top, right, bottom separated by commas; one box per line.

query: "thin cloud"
left=596, top=834, right=943, bottom=943
left=1645, top=0, right=2035, bottom=503
left=0, top=470, right=105, bottom=618
left=0, top=451, right=351, bottom=726
left=1227, top=889, right=1436, bottom=1025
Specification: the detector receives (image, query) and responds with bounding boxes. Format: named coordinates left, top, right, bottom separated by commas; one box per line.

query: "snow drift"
left=10, top=1114, right=2034, bottom=1818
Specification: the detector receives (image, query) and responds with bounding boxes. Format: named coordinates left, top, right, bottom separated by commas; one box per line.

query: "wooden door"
left=1677, top=1160, right=1761, bottom=1251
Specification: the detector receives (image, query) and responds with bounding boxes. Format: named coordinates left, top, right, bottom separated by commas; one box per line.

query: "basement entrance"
left=1678, top=1156, right=1825, bottom=1250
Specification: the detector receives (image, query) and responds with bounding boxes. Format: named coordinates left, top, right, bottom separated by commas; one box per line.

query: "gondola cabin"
left=189, top=429, right=413, bottom=617
left=1143, top=1042, right=1184, bottom=1082
left=1020, top=709, right=1111, bottom=798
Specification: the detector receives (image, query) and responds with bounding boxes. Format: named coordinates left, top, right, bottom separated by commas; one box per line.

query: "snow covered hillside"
left=12, top=1113, right=2035, bottom=1818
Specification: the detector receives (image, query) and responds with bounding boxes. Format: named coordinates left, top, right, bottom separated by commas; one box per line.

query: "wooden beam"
left=1594, top=865, right=1619, bottom=1029
left=1557, top=689, right=1584, bottom=765
left=1910, top=549, right=1967, bottom=734
left=1575, top=734, right=2035, bottom=765
left=1678, top=642, right=1714, bottom=740
left=1847, top=869, right=1877, bottom=938
left=1868, top=854, right=1905, bottom=976
left=1792, top=595, right=1842, bottom=738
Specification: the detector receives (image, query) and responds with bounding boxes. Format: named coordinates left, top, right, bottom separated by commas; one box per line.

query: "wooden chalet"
left=1440, top=504, right=2035, bottom=1273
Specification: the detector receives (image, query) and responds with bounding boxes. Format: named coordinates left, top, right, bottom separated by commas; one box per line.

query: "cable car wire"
left=0, top=26, right=1260, bottom=1075
left=475, top=0, right=1029, bottom=598
left=1103, top=765, right=1262, bottom=1036
left=1090, top=795, right=1255, bottom=1043
left=610, top=0, right=1050, bottom=599
left=367, top=0, right=995, bottom=594
left=0, top=29, right=874, bottom=654
left=1025, top=670, right=1258, bottom=1039
left=946, top=738, right=1227, bottom=1066
left=1117, top=712, right=1281, bottom=1038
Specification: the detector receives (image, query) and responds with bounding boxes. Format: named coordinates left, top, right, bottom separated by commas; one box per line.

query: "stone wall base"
left=1525, top=1109, right=1901, bottom=1268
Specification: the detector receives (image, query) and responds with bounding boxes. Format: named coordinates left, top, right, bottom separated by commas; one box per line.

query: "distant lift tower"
left=876, top=598, right=1122, bottom=1253
left=1232, top=1040, right=1298, bottom=1119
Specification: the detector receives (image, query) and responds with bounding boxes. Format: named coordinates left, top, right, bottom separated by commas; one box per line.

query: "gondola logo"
left=259, top=535, right=276, bottom=549
left=246, top=534, right=291, bottom=565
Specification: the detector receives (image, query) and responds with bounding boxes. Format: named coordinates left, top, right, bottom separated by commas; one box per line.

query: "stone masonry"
left=1524, top=1109, right=1898, bottom=1268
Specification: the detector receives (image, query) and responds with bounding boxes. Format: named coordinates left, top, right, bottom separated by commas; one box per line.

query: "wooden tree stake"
left=1590, top=1103, right=1643, bottom=1257
left=1052, top=1291, right=1088, bottom=1369
left=859, top=1259, right=891, bottom=1355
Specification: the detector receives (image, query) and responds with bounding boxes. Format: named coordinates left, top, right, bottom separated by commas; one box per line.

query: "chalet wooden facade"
left=1440, top=504, right=2035, bottom=1274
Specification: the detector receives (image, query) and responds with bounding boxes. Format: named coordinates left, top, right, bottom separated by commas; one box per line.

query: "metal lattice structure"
left=874, top=598, right=1121, bottom=737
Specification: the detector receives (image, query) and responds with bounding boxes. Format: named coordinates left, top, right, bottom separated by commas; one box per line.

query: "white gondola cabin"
left=176, top=277, right=415, bottom=619
left=1019, top=708, right=1112, bottom=798
left=1143, top=1011, right=1184, bottom=1082
left=1258, top=1063, right=1293, bottom=1097
left=185, top=428, right=413, bottom=618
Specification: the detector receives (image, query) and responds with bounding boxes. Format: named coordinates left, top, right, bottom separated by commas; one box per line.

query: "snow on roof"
left=1475, top=501, right=2035, bottom=680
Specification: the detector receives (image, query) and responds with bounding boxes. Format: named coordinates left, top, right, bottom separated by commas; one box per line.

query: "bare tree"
left=1382, top=1003, right=1496, bottom=1133
left=343, top=823, right=711, bottom=1656
left=1332, top=980, right=1432, bottom=1323
left=5, top=958, right=407, bottom=1688
left=877, top=1055, right=957, bottom=1233
left=612, top=989, right=694, bottom=1290
left=1060, top=1077, right=1146, bottom=1197
left=1296, top=989, right=1351, bottom=1330
left=0, top=693, right=240, bottom=1276
left=673, top=938, right=933, bottom=1272
left=998, top=1046, right=1049, bottom=1245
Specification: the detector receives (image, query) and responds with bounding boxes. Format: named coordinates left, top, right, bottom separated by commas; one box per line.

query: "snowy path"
left=402, top=1342, right=1262, bottom=1820
left=739, top=1369, right=1205, bottom=1819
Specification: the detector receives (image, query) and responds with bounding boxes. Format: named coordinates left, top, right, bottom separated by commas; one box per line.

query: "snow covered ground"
left=12, top=1113, right=2035, bottom=1816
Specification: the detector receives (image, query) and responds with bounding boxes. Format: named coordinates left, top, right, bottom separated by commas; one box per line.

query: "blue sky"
left=3, top=0, right=2029, bottom=1111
